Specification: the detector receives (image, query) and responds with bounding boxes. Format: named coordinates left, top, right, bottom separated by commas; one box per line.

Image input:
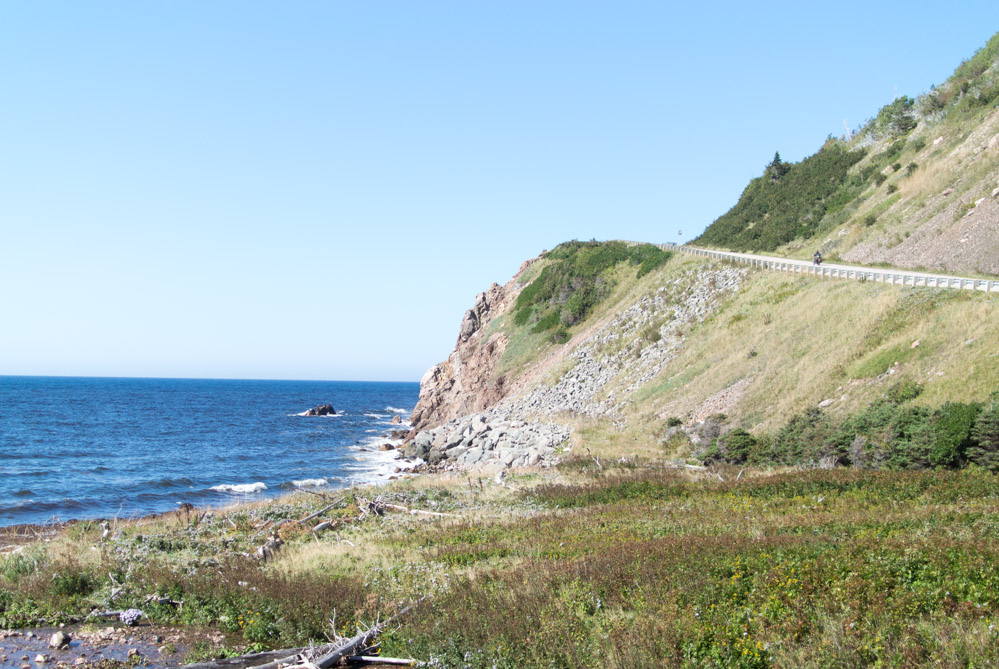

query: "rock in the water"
left=303, top=403, right=336, bottom=416
left=379, top=443, right=395, bottom=451
left=390, top=415, right=402, bottom=424
left=49, top=632, right=70, bottom=649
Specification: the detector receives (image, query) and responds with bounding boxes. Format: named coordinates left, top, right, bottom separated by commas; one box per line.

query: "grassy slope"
left=487, top=250, right=999, bottom=462
left=694, top=32, right=999, bottom=275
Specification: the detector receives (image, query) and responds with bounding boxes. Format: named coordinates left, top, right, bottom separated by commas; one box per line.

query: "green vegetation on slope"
left=694, top=31, right=999, bottom=259
left=513, top=240, right=672, bottom=342
left=693, top=144, right=866, bottom=252
left=4, top=467, right=998, bottom=668
left=702, top=383, right=999, bottom=472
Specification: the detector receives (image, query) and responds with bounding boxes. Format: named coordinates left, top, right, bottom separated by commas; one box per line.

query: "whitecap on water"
left=291, top=478, right=328, bottom=488
left=210, top=482, right=267, bottom=494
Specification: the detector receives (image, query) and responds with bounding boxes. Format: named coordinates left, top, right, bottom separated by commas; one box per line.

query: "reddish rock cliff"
left=409, top=258, right=537, bottom=432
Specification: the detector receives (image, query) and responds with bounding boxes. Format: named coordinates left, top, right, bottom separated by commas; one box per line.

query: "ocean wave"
left=13, top=489, right=34, bottom=497
left=149, top=477, right=194, bottom=489
left=210, top=482, right=267, bottom=494
left=291, top=478, right=328, bottom=488
left=385, top=406, right=410, bottom=414
left=290, top=411, right=343, bottom=417
left=0, top=498, right=86, bottom=515
left=363, top=413, right=382, bottom=419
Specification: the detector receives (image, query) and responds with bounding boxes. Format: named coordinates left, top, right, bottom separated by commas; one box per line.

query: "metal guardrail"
left=676, top=246, right=999, bottom=293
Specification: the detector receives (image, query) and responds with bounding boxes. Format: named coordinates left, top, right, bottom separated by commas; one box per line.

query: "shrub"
left=719, top=428, right=756, bottom=464
left=764, top=407, right=842, bottom=466
left=929, top=402, right=981, bottom=467
left=887, top=184, right=898, bottom=194
left=863, top=214, right=877, bottom=226
left=888, top=380, right=923, bottom=404
left=969, top=395, right=999, bottom=471
left=514, top=241, right=672, bottom=332
left=874, top=173, right=888, bottom=186
left=875, top=96, right=917, bottom=137
left=906, top=162, right=919, bottom=176
left=549, top=328, right=570, bottom=345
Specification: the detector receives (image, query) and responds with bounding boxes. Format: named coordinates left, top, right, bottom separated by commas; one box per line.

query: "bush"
left=514, top=241, right=672, bottom=333
left=906, top=162, right=919, bottom=176
left=888, top=380, right=923, bottom=404
left=764, top=407, right=842, bottom=466
left=718, top=428, right=756, bottom=464
left=969, top=395, right=999, bottom=471
left=863, top=214, right=877, bottom=226
left=874, top=173, right=888, bottom=186
left=929, top=402, right=981, bottom=467
left=887, top=184, right=898, bottom=194
left=875, top=97, right=917, bottom=137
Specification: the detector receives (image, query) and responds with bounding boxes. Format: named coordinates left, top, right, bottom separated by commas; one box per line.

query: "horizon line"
left=0, top=373, right=421, bottom=384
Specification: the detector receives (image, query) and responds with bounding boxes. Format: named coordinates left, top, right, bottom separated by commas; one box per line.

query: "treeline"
left=693, top=144, right=865, bottom=252
left=699, top=383, right=999, bottom=471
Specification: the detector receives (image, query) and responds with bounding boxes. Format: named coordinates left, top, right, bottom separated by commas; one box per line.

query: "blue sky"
left=3, top=2, right=998, bottom=381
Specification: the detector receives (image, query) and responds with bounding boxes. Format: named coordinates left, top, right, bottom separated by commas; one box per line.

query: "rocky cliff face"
left=408, top=259, right=537, bottom=432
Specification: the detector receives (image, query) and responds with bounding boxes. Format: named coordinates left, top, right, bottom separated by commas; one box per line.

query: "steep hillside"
left=408, top=244, right=999, bottom=471
left=695, top=31, right=999, bottom=277
left=404, top=35, right=999, bottom=475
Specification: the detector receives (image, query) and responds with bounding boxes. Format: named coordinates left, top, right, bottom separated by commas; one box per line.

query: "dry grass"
left=628, top=263, right=999, bottom=431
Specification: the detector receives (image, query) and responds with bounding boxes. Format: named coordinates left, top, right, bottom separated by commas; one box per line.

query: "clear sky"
left=3, top=2, right=998, bottom=382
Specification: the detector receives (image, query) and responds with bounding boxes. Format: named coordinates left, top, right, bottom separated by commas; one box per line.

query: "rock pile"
left=403, top=411, right=569, bottom=470
left=506, top=266, right=745, bottom=418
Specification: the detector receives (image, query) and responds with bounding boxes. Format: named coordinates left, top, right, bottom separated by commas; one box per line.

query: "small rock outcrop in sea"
left=303, top=403, right=336, bottom=416
left=404, top=411, right=569, bottom=470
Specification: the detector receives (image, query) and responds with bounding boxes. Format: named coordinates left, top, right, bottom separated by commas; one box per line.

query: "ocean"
left=0, top=376, right=420, bottom=527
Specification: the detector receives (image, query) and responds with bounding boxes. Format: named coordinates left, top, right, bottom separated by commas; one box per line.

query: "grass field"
left=2, top=463, right=998, bottom=668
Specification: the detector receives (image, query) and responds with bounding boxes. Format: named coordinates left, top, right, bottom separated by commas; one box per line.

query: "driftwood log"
left=180, top=647, right=308, bottom=669
left=180, top=599, right=424, bottom=669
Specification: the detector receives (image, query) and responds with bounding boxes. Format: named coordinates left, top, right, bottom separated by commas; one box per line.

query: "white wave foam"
left=211, top=482, right=267, bottom=494
left=363, top=413, right=382, bottom=418
left=386, top=406, right=410, bottom=414
left=292, top=478, right=328, bottom=488
left=290, top=411, right=343, bottom=417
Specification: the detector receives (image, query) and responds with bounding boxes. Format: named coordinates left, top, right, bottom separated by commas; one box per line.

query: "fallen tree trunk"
left=181, top=647, right=307, bottom=669
left=181, top=599, right=424, bottom=669
left=304, top=598, right=423, bottom=669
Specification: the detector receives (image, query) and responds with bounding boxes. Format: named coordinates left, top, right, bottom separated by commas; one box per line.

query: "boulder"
left=49, top=632, right=70, bottom=649
left=390, top=415, right=402, bottom=424
left=379, top=443, right=395, bottom=451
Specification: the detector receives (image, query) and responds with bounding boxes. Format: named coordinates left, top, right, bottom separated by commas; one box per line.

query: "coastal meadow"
left=2, top=464, right=997, bottom=667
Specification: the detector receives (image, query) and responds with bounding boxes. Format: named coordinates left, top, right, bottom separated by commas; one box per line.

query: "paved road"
left=675, top=245, right=999, bottom=293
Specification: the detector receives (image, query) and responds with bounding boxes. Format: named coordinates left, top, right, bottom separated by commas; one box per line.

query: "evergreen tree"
left=969, top=394, right=999, bottom=471
left=766, top=151, right=789, bottom=183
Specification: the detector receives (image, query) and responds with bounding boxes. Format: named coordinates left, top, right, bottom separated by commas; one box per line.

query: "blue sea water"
left=0, top=376, right=420, bottom=527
